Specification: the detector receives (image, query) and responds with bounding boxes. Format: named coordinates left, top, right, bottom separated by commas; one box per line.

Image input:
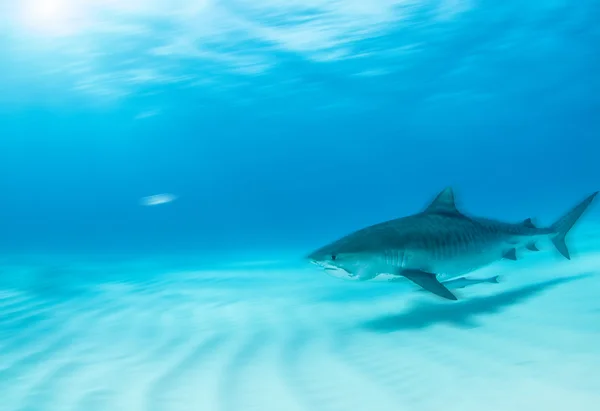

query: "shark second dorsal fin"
left=522, top=218, right=536, bottom=228
left=425, top=187, right=460, bottom=214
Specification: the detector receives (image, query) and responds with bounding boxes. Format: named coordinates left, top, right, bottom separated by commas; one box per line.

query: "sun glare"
left=20, top=0, right=86, bottom=37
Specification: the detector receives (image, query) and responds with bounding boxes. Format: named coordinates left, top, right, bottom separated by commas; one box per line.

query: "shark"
left=306, top=188, right=597, bottom=301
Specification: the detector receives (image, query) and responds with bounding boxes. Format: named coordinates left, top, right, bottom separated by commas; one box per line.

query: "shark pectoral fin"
left=401, top=270, right=458, bottom=301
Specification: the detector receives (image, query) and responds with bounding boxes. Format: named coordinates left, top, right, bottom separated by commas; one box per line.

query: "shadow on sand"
left=362, top=273, right=592, bottom=333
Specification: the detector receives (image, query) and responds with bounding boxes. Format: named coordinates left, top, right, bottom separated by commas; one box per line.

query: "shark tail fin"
left=550, top=191, right=598, bottom=260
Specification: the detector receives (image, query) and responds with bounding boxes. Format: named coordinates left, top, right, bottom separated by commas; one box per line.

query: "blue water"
left=1, top=1, right=600, bottom=410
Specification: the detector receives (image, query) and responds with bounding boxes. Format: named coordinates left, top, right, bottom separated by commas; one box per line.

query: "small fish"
left=307, top=187, right=597, bottom=301
left=139, top=193, right=177, bottom=206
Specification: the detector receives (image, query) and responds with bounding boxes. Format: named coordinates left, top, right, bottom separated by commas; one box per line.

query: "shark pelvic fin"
left=525, top=242, right=539, bottom=252
left=503, top=248, right=517, bottom=260
left=401, top=269, right=458, bottom=300
left=522, top=218, right=537, bottom=228
left=424, top=187, right=460, bottom=215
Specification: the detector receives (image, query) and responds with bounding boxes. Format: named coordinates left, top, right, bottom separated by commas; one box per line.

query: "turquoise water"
left=1, top=1, right=600, bottom=410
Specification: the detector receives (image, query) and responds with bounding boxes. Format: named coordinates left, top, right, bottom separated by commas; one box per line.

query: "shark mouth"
left=310, top=260, right=338, bottom=271
left=310, top=261, right=355, bottom=279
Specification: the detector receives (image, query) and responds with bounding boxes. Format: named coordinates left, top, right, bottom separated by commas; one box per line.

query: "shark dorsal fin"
left=522, top=218, right=536, bottom=228
left=425, top=187, right=460, bottom=214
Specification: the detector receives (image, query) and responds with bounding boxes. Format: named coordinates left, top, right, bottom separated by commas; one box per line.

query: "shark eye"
left=331, top=254, right=337, bottom=261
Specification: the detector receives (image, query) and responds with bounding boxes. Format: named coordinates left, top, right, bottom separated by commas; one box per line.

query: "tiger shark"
left=306, top=188, right=597, bottom=301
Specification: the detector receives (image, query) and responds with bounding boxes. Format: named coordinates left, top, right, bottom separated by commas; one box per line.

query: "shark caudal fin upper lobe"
left=550, top=191, right=598, bottom=259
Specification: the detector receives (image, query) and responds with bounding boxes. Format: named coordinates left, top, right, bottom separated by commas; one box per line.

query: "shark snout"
left=305, top=251, right=321, bottom=265
left=306, top=254, right=334, bottom=270
left=305, top=249, right=325, bottom=262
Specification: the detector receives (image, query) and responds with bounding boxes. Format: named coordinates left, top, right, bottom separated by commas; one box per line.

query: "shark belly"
left=402, top=239, right=510, bottom=282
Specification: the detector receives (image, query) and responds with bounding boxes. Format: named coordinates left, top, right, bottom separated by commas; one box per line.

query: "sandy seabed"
left=1, top=228, right=599, bottom=411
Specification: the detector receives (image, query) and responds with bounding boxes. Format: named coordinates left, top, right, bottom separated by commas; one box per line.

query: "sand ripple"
left=1, top=251, right=600, bottom=411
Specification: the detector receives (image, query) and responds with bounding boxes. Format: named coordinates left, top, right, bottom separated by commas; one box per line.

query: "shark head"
left=305, top=245, right=368, bottom=280
left=306, top=246, right=342, bottom=269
